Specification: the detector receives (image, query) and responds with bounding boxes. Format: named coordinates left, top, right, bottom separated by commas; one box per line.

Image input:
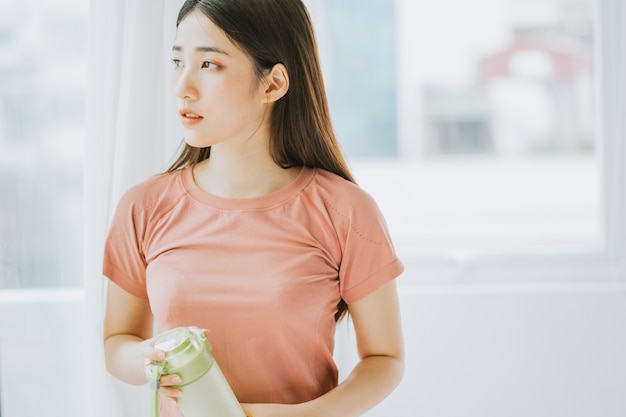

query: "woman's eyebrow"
left=172, top=45, right=230, bottom=56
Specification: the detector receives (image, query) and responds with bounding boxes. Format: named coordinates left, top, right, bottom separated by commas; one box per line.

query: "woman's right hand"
left=140, top=338, right=184, bottom=403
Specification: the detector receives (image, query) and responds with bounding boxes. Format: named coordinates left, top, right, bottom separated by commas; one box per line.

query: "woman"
left=102, top=1, right=405, bottom=416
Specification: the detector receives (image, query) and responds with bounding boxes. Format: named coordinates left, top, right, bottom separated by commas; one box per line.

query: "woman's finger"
left=160, top=385, right=183, bottom=402
left=143, top=360, right=159, bottom=381
left=140, top=339, right=166, bottom=361
left=139, top=337, right=166, bottom=380
left=188, top=326, right=211, bottom=340
left=160, top=374, right=182, bottom=387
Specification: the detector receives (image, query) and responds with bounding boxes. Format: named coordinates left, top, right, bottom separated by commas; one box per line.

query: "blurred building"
left=422, top=24, right=593, bottom=156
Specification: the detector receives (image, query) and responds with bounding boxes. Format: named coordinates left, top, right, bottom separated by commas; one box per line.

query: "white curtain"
left=84, top=1, right=183, bottom=416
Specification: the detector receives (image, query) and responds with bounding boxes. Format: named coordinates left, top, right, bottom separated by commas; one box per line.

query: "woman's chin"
left=183, top=136, right=214, bottom=149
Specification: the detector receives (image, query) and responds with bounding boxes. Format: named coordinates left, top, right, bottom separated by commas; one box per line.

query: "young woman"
left=102, top=1, right=405, bottom=416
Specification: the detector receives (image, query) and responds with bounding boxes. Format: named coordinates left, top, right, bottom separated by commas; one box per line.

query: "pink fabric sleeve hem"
left=102, top=261, right=149, bottom=299
left=341, top=258, right=405, bottom=304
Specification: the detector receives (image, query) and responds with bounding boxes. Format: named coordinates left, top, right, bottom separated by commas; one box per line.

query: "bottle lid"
left=153, top=327, right=214, bottom=381
left=155, top=327, right=194, bottom=355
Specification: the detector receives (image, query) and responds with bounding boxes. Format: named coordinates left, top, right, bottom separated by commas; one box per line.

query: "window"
left=0, top=2, right=88, bottom=416
left=318, top=0, right=602, bottom=274
left=0, top=0, right=87, bottom=289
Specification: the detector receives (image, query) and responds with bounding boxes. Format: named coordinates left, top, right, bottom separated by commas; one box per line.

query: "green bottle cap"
left=152, top=327, right=214, bottom=387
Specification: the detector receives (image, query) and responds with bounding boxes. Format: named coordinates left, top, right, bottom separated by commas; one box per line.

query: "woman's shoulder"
left=114, top=169, right=187, bottom=218
left=310, top=168, right=379, bottom=210
left=307, top=168, right=392, bottom=246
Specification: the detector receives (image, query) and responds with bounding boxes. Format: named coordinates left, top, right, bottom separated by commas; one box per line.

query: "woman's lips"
left=179, top=110, right=204, bottom=126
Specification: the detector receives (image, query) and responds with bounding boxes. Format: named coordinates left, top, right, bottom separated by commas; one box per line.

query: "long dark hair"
left=169, top=0, right=352, bottom=321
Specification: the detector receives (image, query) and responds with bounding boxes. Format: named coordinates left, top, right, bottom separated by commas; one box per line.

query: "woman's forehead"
left=175, top=11, right=233, bottom=52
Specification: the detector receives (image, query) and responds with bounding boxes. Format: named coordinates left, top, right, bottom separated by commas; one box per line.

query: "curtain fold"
left=84, top=1, right=183, bottom=416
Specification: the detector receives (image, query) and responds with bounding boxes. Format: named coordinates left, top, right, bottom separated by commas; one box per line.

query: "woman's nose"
left=173, top=69, right=198, bottom=101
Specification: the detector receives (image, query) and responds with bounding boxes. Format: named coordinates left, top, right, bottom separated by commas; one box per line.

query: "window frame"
left=385, top=0, right=625, bottom=285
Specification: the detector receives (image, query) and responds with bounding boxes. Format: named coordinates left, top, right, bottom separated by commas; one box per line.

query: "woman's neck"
left=192, top=146, right=301, bottom=199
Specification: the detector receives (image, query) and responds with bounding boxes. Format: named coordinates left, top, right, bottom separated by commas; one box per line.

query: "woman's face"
left=171, top=11, right=268, bottom=149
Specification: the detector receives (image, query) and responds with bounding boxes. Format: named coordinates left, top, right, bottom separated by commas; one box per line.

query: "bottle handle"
left=149, top=364, right=163, bottom=417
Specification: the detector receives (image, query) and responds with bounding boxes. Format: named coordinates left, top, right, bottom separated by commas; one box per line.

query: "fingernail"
left=172, top=376, right=182, bottom=384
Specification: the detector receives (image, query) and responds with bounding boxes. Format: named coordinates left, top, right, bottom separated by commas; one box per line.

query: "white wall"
left=0, top=291, right=86, bottom=417
left=1, top=279, right=625, bottom=417
left=336, top=278, right=626, bottom=417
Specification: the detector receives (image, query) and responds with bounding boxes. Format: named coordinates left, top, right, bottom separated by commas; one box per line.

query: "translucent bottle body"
left=177, top=360, right=245, bottom=417
left=153, top=327, right=245, bottom=417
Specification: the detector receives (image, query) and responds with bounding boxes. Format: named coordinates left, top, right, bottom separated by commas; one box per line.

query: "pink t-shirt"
left=103, top=166, right=403, bottom=410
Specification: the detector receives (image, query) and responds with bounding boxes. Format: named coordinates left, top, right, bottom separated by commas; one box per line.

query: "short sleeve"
left=336, top=188, right=404, bottom=304
left=102, top=185, right=150, bottom=299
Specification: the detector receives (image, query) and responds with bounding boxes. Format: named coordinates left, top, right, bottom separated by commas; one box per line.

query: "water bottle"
left=149, top=326, right=246, bottom=417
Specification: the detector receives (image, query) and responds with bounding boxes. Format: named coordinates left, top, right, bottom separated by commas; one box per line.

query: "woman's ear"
left=263, top=63, right=289, bottom=103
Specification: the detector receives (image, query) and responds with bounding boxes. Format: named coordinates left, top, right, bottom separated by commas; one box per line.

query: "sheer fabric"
left=84, top=1, right=183, bottom=416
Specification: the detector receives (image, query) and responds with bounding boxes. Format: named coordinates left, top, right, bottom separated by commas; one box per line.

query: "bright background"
left=0, top=0, right=625, bottom=416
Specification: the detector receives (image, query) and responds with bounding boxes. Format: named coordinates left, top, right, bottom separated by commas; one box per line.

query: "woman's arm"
left=308, top=279, right=405, bottom=416
left=103, top=280, right=155, bottom=384
left=103, top=280, right=189, bottom=402
left=242, top=279, right=405, bottom=417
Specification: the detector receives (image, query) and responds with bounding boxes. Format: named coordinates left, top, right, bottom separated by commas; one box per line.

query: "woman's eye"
left=202, top=61, right=219, bottom=70
left=171, top=59, right=183, bottom=68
